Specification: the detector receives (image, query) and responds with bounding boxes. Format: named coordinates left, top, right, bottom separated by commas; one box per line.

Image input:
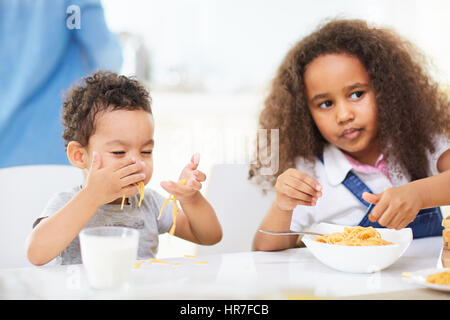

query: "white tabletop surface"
left=0, top=236, right=448, bottom=300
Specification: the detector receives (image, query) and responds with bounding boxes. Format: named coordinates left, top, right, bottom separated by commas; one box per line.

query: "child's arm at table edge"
left=26, top=188, right=100, bottom=266
left=252, top=201, right=298, bottom=252
left=174, top=192, right=222, bottom=246
left=412, top=149, right=450, bottom=208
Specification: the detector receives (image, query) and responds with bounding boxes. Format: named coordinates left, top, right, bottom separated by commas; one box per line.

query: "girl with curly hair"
left=252, top=19, right=450, bottom=251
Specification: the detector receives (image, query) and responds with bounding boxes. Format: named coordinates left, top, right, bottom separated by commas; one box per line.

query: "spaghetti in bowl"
left=302, top=223, right=412, bottom=273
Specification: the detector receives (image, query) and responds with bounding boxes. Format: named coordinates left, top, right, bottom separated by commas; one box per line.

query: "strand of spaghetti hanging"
left=158, top=153, right=202, bottom=235
left=120, top=181, right=145, bottom=210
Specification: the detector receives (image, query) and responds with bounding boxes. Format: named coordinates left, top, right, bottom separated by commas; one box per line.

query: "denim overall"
left=318, top=154, right=443, bottom=239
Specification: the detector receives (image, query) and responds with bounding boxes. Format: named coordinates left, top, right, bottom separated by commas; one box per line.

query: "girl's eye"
left=350, top=91, right=364, bottom=100
left=318, top=100, right=333, bottom=109
left=112, top=151, right=125, bottom=155
left=142, top=151, right=153, bottom=155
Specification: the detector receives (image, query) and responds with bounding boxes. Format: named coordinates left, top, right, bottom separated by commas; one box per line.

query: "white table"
left=0, top=236, right=448, bottom=300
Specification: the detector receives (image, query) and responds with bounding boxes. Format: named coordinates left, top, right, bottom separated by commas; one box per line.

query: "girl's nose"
left=335, top=101, right=355, bottom=124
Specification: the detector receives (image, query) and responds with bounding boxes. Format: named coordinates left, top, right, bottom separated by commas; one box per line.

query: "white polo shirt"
left=290, top=136, right=449, bottom=232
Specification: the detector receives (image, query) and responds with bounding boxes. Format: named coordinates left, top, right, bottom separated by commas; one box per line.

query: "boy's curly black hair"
left=62, top=71, right=152, bottom=148
left=250, top=18, right=450, bottom=186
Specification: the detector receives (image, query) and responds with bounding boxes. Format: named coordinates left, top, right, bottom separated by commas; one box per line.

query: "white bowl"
left=302, top=223, right=413, bottom=273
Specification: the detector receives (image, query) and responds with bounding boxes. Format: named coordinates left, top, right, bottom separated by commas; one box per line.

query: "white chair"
left=196, top=164, right=275, bottom=256
left=0, top=165, right=83, bottom=269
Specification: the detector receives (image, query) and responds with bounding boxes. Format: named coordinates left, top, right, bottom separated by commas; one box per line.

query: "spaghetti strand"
left=157, top=179, right=188, bottom=235
left=315, top=226, right=392, bottom=246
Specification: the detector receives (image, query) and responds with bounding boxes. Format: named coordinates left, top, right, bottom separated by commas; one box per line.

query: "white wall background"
left=102, top=0, right=450, bottom=91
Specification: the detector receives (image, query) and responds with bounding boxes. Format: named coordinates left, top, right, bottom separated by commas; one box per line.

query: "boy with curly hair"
left=26, top=71, right=222, bottom=265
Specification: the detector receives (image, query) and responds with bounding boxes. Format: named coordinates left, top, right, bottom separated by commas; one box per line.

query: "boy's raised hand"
left=275, top=168, right=322, bottom=211
left=85, top=151, right=146, bottom=206
left=160, top=153, right=206, bottom=203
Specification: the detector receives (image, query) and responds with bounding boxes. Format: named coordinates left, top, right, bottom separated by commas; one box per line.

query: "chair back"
left=197, top=164, right=275, bottom=256
left=0, top=165, right=82, bottom=268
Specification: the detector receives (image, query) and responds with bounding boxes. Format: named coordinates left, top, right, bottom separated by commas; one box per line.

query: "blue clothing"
left=318, top=154, right=443, bottom=238
left=0, top=0, right=122, bottom=168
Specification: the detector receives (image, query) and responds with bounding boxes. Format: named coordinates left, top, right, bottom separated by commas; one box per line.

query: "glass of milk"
left=79, top=226, right=139, bottom=290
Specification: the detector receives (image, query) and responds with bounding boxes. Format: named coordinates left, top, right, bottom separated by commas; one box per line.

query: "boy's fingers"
left=160, top=181, right=178, bottom=194
left=192, top=152, right=200, bottom=165
left=161, top=180, right=198, bottom=195
left=186, top=152, right=201, bottom=170
left=121, top=184, right=140, bottom=197
left=120, top=173, right=146, bottom=188
left=187, top=179, right=202, bottom=191
left=113, top=157, right=137, bottom=172
left=115, top=161, right=143, bottom=179
left=193, top=170, right=206, bottom=182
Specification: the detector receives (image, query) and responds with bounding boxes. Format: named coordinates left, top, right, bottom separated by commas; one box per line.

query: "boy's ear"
left=67, top=141, right=89, bottom=169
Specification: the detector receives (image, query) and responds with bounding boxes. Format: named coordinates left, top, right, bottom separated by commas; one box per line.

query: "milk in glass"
left=80, top=227, right=139, bottom=289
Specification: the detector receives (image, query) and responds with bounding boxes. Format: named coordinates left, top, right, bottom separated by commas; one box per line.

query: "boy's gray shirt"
left=36, top=185, right=174, bottom=265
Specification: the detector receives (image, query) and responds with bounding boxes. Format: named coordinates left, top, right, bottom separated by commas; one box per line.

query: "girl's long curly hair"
left=249, top=18, right=450, bottom=187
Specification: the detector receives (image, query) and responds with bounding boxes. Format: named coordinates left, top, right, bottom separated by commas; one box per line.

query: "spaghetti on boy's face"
left=85, top=108, right=154, bottom=185
left=304, top=53, right=379, bottom=163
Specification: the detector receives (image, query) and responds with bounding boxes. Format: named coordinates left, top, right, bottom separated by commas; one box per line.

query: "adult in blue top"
left=0, top=0, right=122, bottom=168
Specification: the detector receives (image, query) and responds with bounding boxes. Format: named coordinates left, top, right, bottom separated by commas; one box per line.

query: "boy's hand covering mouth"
left=84, top=152, right=146, bottom=208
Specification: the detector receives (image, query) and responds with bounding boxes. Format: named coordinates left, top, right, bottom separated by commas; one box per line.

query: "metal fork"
left=258, top=229, right=324, bottom=236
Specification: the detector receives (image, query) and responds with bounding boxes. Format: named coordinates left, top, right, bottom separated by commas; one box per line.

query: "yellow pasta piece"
left=157, top=196, right=171, bottom=220
left=120, top=195, right=126, bottom=210
left=315, top=226, right=392, bottom=246
left=426, top=269, right=450, bottom=285
left=120, top=181, right=145, bottom=210
left=195, top=261, right=208, bottom=265
left=149, top=258, right=169, bottom=264
left=137, top=181, right=145, bottom=207
left=169, top=198, right=177, bottom=235
left=157, top=179, right=189, bottom=235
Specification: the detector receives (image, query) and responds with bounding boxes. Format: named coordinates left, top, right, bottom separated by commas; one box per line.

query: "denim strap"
left=317, top=153, right=443, bottom=238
